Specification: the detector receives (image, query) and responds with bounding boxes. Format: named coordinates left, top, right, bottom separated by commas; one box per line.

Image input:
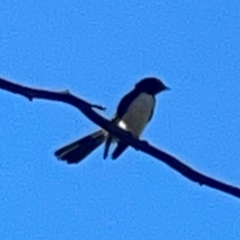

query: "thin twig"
left=0, top=76, right=239, bottom=199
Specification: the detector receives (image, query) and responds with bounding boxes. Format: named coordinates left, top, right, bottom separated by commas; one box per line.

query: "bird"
left=55, top=77, right=170, bottom=164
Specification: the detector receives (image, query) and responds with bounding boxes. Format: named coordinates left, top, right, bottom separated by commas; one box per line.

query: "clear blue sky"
left=1, top=1, right=240, bottom=239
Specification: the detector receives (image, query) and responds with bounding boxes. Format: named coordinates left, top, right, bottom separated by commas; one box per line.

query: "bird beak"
left=165, top=86, right=171, bottom=91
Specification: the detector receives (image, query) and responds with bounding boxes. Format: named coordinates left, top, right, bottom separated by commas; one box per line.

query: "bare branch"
left=0, top=76, right=239, bottom=199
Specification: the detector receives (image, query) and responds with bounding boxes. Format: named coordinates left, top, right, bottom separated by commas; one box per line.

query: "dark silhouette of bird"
left=55, top=77, right=170, bottom=164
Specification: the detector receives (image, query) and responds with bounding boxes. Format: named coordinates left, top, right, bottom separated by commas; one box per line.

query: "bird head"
left=135, top=77, right=170, bottom=95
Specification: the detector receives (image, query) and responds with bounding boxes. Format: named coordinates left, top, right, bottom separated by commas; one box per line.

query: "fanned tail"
left=55, top=130, right=106, bottom=164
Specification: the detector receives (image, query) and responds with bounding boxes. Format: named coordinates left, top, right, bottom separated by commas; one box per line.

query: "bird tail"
left=55, top=130, right=106, bottom=164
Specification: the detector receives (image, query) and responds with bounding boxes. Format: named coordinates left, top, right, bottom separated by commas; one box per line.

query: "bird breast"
left=118, top=92, right=155, bottom=137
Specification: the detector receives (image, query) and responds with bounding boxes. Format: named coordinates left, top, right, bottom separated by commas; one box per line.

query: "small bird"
left=55, top=77, right=169, bottom=164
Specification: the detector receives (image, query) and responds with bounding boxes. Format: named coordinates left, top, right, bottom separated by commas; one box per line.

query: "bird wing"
left=116, top=89, right=139, bottom=118
left=111, top=142, right=128, bottom=160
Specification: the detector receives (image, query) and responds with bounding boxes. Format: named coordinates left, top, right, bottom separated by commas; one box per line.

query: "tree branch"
left=0, top=76, right=239, bottom=199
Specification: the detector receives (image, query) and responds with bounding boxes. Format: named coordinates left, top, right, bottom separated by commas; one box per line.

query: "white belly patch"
left=118, top=93, right=155, bottom=137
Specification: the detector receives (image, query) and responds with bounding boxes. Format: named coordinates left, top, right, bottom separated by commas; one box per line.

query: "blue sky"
left=1, top=1, right=240, bottom=239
